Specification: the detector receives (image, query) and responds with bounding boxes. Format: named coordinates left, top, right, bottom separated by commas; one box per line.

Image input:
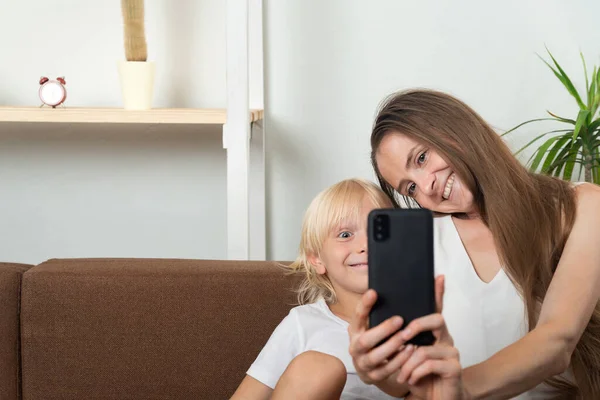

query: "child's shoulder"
left=288, top=298, right=328, bottom=317
left=287, top=298, right=342, bottom=327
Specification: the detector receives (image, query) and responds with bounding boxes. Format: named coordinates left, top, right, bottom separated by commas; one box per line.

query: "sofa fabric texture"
left=17, top=258, right=298, bottom=399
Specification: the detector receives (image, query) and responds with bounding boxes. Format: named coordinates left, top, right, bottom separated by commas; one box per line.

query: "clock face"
left=40, top=81, right=66, bottom=106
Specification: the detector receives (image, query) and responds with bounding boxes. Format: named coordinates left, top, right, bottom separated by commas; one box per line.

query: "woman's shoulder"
left=573, top=182, right=600, bottom=221
left=573, top=181, right=600, bottom=191
left=574, top=182, right=600, bottom=204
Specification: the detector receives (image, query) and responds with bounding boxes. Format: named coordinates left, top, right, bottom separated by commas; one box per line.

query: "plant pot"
left=118, top=61, right=155, bottom=110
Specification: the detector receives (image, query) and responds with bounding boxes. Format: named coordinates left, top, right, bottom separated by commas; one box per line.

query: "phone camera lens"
left=373, top=213, right=389, bottom=242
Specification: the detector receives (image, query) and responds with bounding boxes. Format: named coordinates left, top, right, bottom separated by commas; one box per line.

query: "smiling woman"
left=346, top=88, right=600, bottom=399
left=375, top=133, right=475, bottom=217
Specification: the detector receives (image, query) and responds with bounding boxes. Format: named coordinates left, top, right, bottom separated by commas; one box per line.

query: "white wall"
left=0, top=0, right=228, bottom=263
left=265, top=0, right=600, bottom=261
left=1, top=1, right=598, bottom=264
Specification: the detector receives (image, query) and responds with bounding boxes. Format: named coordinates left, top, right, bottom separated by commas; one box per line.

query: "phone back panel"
left=368, top=208, right=436, bottom=346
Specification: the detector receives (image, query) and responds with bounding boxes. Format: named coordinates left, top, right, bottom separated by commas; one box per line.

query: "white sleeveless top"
left=433, top=214, right=569, bottom=399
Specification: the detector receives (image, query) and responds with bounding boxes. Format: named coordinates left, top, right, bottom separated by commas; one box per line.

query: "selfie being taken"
left=1, top=1, right=599, bottom=399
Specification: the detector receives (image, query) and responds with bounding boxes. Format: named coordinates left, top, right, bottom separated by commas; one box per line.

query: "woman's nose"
left=417, top=173, right=436, bottom=196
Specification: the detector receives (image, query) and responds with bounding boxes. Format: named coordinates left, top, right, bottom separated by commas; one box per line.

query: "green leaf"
left=541, top=48, right=586, bottom=110
left=582, top=52, right=590, bottom=94
left=589, top=118, right=600, bottom=133
left=501, top=118, right=562, bottom=137
left=546, top=111, right=576, bottom=125
left=546, top=141, right=588, bottom=174
left=552, top=157, right=570, bottom=177
left=542, top=135, right=571, bottom=173
left=563, top=141, right=583, bottom=180
left=589, top=66, right=598, bottom=110
left=530, top=136, right=567, bottom=172
left=547, top=141, right=573, bottom=174
left=573, top=110, right=590, bottom=141
left=553, top=163, right=566, bottom=177
left=594, top=67, right=600, bottom=116
left=513, top=129, right=572, bottom=155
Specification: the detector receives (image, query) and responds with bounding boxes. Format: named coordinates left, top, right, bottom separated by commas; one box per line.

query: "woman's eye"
left=417, top=151, right=427, bottom=164
left=407, top=182, right=416, bottom=196
left=338, top=231, right=353, bottom=239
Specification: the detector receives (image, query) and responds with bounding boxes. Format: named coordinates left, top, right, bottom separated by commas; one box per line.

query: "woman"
left=348, top=89, right=600, bottom=399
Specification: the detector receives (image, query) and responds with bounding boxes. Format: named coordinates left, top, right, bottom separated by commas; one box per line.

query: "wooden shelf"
left=0, top=106, right=264, bottom=125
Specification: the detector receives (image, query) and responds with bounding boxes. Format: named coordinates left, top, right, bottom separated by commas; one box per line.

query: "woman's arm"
left=231, top=375, right=273, bottom=400
left=461, top=183, right=600, bottom=399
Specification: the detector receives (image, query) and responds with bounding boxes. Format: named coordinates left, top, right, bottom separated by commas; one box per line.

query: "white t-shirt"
left=247, top=298, right=399, bottom=400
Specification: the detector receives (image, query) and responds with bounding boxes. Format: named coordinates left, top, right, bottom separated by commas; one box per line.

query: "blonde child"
left=231, top=178, right=408, bottom=399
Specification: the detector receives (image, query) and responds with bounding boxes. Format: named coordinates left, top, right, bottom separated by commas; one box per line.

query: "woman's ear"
left=308, top=253, right=327, bottom=275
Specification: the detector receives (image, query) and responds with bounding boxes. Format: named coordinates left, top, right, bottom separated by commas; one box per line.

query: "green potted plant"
left=503, top=49, right=600, bottom=184
left=118, top=0, right=154, bottom=110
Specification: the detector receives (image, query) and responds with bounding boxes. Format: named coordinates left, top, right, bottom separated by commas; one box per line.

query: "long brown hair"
left=370, top=89, right=600, bottom=399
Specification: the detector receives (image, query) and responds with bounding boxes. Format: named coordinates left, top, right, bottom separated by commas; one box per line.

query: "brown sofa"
left=0, top=258, right=299, bottom=400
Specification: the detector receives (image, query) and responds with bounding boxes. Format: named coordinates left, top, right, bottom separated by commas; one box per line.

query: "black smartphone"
left=368, top=208, right=436, bottom=346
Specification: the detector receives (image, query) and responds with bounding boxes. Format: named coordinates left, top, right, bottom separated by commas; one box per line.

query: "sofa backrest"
left=19, top=258, right=299, bottom=399
left=0, top=263, right=33, bottom=400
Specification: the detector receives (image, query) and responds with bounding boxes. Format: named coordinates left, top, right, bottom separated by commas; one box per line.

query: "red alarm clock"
left=39, top=76, right=67, bottom=108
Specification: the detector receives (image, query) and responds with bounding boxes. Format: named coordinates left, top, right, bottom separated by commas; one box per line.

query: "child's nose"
left=356, top=233, right=367, bottom=253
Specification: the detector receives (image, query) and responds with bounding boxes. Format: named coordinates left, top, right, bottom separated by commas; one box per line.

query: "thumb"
left=350, top=289, right=377, bottom=334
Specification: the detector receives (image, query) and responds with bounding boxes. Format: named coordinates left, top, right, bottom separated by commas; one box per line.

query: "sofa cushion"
left=20, top=258, right=299, bottom=400
left=0, top=262, right=33, bottom=400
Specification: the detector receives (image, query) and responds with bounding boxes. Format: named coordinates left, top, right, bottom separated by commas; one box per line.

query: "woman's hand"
left=398, top=276, right=464, bottom=399
left=349, top=275, right=467, bottom=399
left=348, top=287, right=416, bottom=386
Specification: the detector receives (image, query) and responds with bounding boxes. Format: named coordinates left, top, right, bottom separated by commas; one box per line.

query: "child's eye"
left=338, top=231, right=353, bottom=239
left=417, top=151, right=427, bottom=165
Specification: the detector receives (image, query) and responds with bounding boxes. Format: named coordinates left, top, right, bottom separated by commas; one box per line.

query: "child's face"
left=312, top=196, right=376, bottom=298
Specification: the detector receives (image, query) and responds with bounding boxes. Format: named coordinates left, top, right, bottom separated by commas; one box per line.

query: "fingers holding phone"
left=349, top=289, right=412, bottom=384
left=399, top=275, right=453, bottom=346
left=396, top=276, right=464, bottom=400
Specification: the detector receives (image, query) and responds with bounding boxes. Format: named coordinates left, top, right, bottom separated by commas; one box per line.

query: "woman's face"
left=375, top=133, right=476, bottom=216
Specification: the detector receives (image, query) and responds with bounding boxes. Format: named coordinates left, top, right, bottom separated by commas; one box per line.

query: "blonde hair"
left=288, top=178, right=392, bottom=305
